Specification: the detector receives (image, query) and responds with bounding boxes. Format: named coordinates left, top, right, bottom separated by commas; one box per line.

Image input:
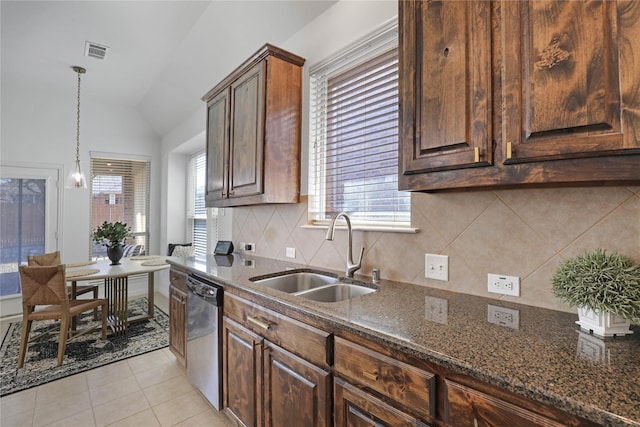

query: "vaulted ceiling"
left=1, top=1, right=337, bottom=137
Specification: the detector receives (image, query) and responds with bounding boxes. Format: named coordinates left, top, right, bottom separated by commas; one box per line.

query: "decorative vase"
left=107, top=244, right=124, bottom=265
left=576, top=307, right=633, bottom=338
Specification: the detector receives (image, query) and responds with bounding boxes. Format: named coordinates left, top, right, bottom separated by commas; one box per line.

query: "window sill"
left=301, top=224, right=418, bottom=234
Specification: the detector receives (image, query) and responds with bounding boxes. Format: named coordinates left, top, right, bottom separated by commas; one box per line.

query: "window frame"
left=308, top=19, right=412, bottom=231
left=187, top=150, right=217, bottom=259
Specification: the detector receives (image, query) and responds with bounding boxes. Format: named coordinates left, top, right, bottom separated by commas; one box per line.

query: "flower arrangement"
left=92, top=221, right=132, bottom=248
left=551, top=249, right=640, bottom=322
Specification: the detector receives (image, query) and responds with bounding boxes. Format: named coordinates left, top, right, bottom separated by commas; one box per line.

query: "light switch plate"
left=425, top=254, right=449, bottom=281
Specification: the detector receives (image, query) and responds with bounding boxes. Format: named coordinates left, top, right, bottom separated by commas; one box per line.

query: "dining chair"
left=28, top=251, right=100, bottom=319
left=18, top=264, right=108, bottom=368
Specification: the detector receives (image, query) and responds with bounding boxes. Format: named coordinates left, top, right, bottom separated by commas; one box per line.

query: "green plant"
left=552, top=249, right=640, bottom=322
left=92, top=221, right=132, bottom=248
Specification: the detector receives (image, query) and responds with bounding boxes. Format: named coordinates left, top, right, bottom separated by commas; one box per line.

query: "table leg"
left=105, top=276, right=128, bottom=335
left=148, top=271, right=155, bottom=317
left=70, top=280, right=78, bottom=332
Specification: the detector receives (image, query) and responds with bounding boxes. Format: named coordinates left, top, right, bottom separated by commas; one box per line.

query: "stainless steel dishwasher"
left=186, top=274, right=223, bottom=410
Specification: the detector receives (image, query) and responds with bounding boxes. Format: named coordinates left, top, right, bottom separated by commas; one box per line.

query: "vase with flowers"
left=92, top=221, right=132, bottom=265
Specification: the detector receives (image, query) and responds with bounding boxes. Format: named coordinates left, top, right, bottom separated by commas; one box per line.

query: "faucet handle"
left=356, top=247, right=364, bottom=265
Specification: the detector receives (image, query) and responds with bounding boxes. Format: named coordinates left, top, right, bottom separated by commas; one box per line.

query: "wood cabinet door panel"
left=263, top=342, right=331, bottom=427
left=503, top=0, right=638, bottom=163
left=445, top=380, right=566, bottom=427
left=230, top=62, right=265, bottom=198
left=169, top=285, right=187, bottom=367
left=334, top=378, right=430, bottom=427
left=223, top=317, right=263, bottom=427
left=206, top=88, right=230, bottom=202
left=400, top=0, right=492, bottom=175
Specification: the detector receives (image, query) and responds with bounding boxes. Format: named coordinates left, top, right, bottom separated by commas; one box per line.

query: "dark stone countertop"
left=168, top=254, right=640, bottom=426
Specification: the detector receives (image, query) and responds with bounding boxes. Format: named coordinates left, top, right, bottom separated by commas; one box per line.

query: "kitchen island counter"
left=169, top=254, right=640, bottom=427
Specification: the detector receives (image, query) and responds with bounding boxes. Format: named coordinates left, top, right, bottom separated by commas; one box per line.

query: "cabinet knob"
left=361, top=370, right=379, bottom=381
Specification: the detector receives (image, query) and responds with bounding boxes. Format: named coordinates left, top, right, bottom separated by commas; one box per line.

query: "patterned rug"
left=0, top=298, right=169, bottom=397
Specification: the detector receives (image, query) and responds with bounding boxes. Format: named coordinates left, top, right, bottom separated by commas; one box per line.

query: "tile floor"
left=0, top=293, right=235, bottom=427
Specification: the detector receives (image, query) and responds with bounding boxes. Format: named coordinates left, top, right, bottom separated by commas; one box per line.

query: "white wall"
left=1, top=80, right=162, bottom=261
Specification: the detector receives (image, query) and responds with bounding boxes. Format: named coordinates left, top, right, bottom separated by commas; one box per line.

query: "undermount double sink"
left=249, top=271, right=377, bottom=303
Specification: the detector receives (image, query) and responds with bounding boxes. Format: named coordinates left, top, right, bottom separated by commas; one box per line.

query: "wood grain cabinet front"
left=168, top=268, right=188, bottom=368
left=399, top=0, right=640, bottom=191
left=203, top=44, right=305, bottom=207
left=222, top=293, right=331, bottom=427
left=334, top=336, right=436, bottom=425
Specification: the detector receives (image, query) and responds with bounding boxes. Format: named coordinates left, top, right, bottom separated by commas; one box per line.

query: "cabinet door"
left=223, top=317, right=263, bottom=427
left=445, top=380, right=566, bottom=427
left=229, top=61, right=265, bottom=199
left=206, top=88, right=230, bottom=203
left=334, top=378, right=430, bottom=427
left=263, top=341, right=331, bottom=427
left=400, top=0, right=493, bottom=179
left=502, top=0, right=640, bottom=163
left=169, top=285, right=187, bottom=367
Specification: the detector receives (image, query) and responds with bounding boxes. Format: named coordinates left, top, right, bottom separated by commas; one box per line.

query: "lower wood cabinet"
left=222, top=293, right=331, bottom=427
left=168, top=268, right=188, bottom=368
left=334, top=377, right=430, bottom=427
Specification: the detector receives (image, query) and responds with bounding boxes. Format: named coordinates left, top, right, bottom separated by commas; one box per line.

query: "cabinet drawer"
left=224, top=293, right=331, bottom=369
left=445, top=380, right=566, bottom=427
left=169, top=268, right=187, bottom=292
left=334, top=337, right=435, bottom=420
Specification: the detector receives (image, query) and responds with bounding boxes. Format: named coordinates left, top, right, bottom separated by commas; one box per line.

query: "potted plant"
left=92, top=221, right=132, bottom=265
left=552, top=248, right=640, bottom=338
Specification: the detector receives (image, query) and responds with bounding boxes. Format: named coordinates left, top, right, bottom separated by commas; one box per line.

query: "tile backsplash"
left=232, top=186, right=640, bottom=313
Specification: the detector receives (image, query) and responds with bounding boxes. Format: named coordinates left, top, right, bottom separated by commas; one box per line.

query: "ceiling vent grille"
left=84, top=41, right=109, bottom=60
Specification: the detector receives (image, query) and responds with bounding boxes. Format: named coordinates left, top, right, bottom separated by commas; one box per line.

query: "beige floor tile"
left=134, top=362, right=182, bottom=389
left=32, top=390, right=92, bottom=427
left=86, top=361, right=134, bottom=389
left=142, top=375, right=194, bottom=407
left=43, top=408, right=96, bottom=427
left=1, top=407, right=34, bottom=426
left=173, top=408, right=234, bottom=427
left=127, top=350, right=172, bottom=375
left=36, top=372, right=88, bottom=406
left=1, top=388, right=36, bottom=420
left=93, top=390, right=150, bottom=427
left=89, top=376, right=141, bottom=405
left=151, top=390, right=211, bottom=427
left=104, top=408, right=160, bottom=427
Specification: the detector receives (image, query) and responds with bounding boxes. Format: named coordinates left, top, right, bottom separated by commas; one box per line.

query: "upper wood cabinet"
left=203, top=44, right=304, bottom=207
left=399, top=0, right=640, bottom=191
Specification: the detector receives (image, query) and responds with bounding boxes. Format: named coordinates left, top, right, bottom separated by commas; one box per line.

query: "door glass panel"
left=0, top=178, right=46, bottom=296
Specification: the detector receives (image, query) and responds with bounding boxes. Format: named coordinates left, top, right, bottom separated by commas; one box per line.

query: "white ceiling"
left=1, top=0, right=337, bottom=137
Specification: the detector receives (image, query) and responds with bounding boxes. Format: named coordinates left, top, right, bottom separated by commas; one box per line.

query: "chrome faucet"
left=325, top=212, right=364, bottom=278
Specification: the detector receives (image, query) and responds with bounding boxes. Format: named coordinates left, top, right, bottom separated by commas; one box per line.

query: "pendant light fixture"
left=66, top=65, right=88, bottom=189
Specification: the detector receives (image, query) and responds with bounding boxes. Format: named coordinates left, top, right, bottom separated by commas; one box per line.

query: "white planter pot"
left=576, top=307, right=633, bottom=338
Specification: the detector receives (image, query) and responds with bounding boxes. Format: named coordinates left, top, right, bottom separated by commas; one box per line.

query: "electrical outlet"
left=487, top=273, right=520, bottom=296
left=286, top=247, right=296, bottom=258
left=241, top=242, right=255, bottom=252
left=425, top=254, right=449, bottom=281
left=487, top=304, right=520, bottom=329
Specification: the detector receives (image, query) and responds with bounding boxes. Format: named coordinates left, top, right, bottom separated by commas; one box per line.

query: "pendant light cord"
left=76, top=69, right=81, bottom=162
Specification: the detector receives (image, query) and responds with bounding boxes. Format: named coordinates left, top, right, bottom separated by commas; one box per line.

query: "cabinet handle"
left=247, top=316, right=271, bottom=331
left=506, top=142, right=513, bottom=159
left=361, top=370, right=378, bottom=381
left=474, top=147, right=480, bottom=162
left=221, top=191, right=227, bottom=197
left=228, top=190, right=235, bottom=196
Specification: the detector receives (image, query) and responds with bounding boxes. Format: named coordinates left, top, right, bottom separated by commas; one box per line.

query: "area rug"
left=0, top=297, right=169, bottom=397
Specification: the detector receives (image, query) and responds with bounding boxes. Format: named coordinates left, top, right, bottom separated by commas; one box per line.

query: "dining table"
left=65, top=256, right=170, bottom=335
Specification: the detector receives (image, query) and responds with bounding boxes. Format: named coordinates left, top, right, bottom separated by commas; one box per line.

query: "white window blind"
left=309, top=20, right=410, bottom=226
left=187, top=151, right=216, bottom=258
left=90, top=157, right=150, bottom=259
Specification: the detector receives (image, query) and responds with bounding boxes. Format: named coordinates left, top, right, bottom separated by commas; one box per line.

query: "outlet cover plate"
left=425, top=254, right=449, bottom=281
left=285, top=247, right=296, bottom=258
left=487, top=273, right=520, bottom=296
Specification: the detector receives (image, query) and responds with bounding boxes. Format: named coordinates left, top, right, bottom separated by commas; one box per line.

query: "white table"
left=66, top=258, right=169, bottom=335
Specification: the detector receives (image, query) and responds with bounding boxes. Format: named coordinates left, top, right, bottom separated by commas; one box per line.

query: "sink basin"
left=295, top=283, right=376, bottom=303
left=250, top=271, right=338, bottom=293
left=249, top=270, right=377, bottom=302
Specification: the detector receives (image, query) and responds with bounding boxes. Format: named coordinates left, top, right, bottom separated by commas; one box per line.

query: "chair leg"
left=101, top=301, right=108, bottom=340
left=93, top=287, right=99, bottom=320
left=57, top=315, right=70, bottom=366
left=17, top=318, right=32, bottom=369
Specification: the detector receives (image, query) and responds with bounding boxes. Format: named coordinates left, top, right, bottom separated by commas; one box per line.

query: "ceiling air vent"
left=84, top=41, right=109, bottom=60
